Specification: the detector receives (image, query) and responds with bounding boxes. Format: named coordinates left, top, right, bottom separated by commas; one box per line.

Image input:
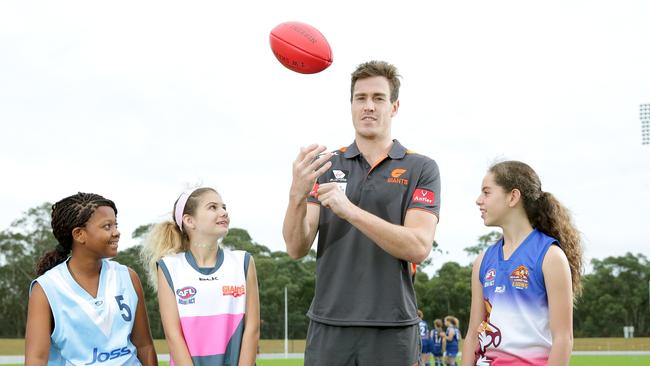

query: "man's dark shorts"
left=304, top=321, right=421, bottom=366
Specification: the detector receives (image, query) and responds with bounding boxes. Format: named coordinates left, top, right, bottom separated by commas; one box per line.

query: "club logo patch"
left=483, top=268, right=496, bottom=287
left=176, top=286, right=197, bottom=304
left=222, top=285, right=246, bottom=297
left=510, top=265, right=529, bottom=289
left=411, top=188, right=434, bottom=205
left=387, top=168, right=409, bottom=185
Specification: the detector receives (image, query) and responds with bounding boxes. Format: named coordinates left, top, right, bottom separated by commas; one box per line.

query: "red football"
left=269, top=21, right=333, bottom=74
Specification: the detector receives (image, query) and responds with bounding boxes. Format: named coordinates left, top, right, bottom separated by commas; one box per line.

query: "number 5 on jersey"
left=114, top=295, right=132, bottom=321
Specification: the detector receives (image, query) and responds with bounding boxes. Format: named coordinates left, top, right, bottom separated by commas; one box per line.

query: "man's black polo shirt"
left=306, top=139, right=441, bottom=326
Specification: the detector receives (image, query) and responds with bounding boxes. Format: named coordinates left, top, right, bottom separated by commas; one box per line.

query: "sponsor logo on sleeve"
left=411, top=188, right=435, bottom=205
left=510, top=265, right=529, bottom=289
left=222, top=285, right=246, bottom=297
left=176, top=286, right=197, bottom=304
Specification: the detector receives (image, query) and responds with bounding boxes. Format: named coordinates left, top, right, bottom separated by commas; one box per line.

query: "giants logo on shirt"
left=223, top=285, right=246, bottom=297
left=411, top=188, right=434, bottom=205
left=176, top=286, right=197, bottom=305
left=484, top=268, right=496, bottom=287
left=510, top=265, right=529, bottom=289
left=387, top=168, right=409, bottom=185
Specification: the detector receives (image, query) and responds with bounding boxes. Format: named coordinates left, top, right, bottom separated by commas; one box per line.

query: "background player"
left=431, top=319, right=445, bottom=366
left=442, top=316, right=460, bottom=366
left=418, top=310, right=433, bottom=366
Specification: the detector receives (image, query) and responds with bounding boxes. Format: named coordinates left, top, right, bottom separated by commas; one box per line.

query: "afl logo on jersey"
left=176, top=286, right=197, bottom=305
left=484, top=268, right=496, bottom=287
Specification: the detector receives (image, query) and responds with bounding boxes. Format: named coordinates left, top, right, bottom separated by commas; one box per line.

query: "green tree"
left=415, top=261, right=472, bottom=337
left=254, top=250, right=316, bottom=339
left=0, top=203, right=57, bottom=337
left=112, top=223, right=164, bottom=338
left=574, top=253, right=650, bottom=337
left=464, top=231, right=502, bottom=257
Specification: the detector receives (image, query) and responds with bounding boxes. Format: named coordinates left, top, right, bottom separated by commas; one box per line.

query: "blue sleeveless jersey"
left=32, top=258, right=141, bottom=366
left=431, top=329, right=443, bottom=352
left=418, top=320, right=430, bottom=340
left=475, top=229, right=556, bottom=365
left=445, top=326, right=460, bottom=351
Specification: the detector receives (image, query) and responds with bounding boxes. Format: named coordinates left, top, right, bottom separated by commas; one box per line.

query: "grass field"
left=5, top=356, right=650, bottom=366
left=3, top=338, right=650, bottom=365
left=130, top=356, right=650, bottom=366
left=570, top=355, right=650, bottom=365
left=3, top=355, right=650, bottom=366
left=4, top=338, right=650, bottom=355
left=267, top=356, right=650, bottom=366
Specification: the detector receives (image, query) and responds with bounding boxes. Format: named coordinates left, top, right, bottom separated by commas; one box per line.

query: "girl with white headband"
left=141, top=187, right=260, bottom=366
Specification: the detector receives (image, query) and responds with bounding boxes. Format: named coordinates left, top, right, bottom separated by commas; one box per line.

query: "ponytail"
left=444, top=315, right=459, bottom=328
left=35, top=245, right=71, bottom=277
left=530, top=191, right=583, bottom=298
left=434, top=319, right=443, bottom=329
left=140, top=187, right=218, bottom=289
left=140, top=221, right=187, bottom=290
left=489, top=161, right=584, bottom=301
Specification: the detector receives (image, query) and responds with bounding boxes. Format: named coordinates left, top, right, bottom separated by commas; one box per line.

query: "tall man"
left=283, top=60, right=441, bottom=366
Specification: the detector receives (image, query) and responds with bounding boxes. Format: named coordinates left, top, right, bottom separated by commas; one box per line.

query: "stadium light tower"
left=642, top=104, right=650, bottom=145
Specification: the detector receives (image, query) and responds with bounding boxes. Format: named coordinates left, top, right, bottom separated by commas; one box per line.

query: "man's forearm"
left=282, top=195, right=313, bottom=259
left=345, top=205, right=434, bottom=263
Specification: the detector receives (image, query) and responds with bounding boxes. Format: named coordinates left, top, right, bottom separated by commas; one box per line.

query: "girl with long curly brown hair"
left=461, top=161, right=582, bottom=366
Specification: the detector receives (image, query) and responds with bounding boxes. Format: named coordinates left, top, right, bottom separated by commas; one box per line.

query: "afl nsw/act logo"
left=484, top=268, right=496, bottom=287
left=176, top=286, right=197, bottom=305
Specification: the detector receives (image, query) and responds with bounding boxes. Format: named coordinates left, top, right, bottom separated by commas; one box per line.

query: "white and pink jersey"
left=475, top=229, right=557, bottom=366
left=159, top=248, right=250, bottom=366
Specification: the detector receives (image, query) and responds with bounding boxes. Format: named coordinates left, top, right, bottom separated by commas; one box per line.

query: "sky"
left=1, top=1, right=649, bottom=274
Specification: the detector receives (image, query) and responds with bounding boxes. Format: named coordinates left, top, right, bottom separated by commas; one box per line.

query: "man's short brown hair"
left=350, top=60, right=401, bottom=103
